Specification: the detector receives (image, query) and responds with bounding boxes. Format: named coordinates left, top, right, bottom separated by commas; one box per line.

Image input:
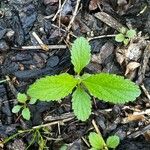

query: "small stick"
left=88, top=34, right=116, bottom=41
left=92, top=119, right=101, bottom=135
left=5, top=76, right=18, bottom=96
left=81, top=137, right=90, bottom=148
left=92, top=120, right=108, bottom=150
left=141, top=84, right=150, bottom=100
left=33, top=117, right=74, bottom=129
left=52, top=0, right=68, bottom=21
left=67, top=0, right=81, bottom=31
left=32, top=32, right=49, bottom=51
left=21, top=45, right=66, bottom=50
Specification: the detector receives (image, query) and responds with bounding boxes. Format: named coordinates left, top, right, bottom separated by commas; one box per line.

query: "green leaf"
left=59, top=145, right=67, bottom=150
left=17, top=93, right=27, bottom=103
left=88, top=132, right=105, bottom=149
left=106, top=135, right=120, bottom=149
left=29, top=98, right=37, bottom=104
left=71, top=37, right=91, bottom=74
left=72, top=86, right=91, bottom=121
left=115, top=33, right=125, bottom=42
left=27, top=73, right=78, bottom=101
left=126, top=29, right=136, bottom=39
left=82, top=73, right=141, bottom=104
left=12, top=105, right=22, bottom=113
left=22, top=108, right=31, bottom=120
left=123, top=38, right=129, bottom=45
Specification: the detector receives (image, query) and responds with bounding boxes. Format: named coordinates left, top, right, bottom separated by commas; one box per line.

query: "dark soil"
left=0, top=0, right=150, bottom=149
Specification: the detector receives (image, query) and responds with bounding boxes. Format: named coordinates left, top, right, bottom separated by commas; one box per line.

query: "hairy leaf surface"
left=71, top=37, right=91, bottom=74
left=72, top=86, right=91, bottom=121
left=82, top=73, right=141, bottom=103
left=27, top=73, right=78, bottom=101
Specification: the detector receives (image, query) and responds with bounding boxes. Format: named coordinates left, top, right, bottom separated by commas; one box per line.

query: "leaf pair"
left=27, top=37, right=141, bottom=121
left=12, top=93, right=31, bottom=120
left=115, top=28, right=136, bottom=45
left=89, top=132, right=120, bottom=150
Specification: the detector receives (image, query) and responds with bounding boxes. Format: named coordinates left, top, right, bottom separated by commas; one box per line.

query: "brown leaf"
left=125, top=61, right=140, bottom=76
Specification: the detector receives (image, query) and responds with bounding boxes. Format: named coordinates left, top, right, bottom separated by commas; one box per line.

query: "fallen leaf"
left=125, top=61, right=140, bottom=75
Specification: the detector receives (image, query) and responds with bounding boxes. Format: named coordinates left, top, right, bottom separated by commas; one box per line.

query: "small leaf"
left=71, top=37, right=91, bottom=74
left=59, top=145, right=67, bottom=150
left=27, top=73, right=78, bottom=101
left=126, top=29, right=136, bottom=38
left=72, top=86, right=91, bottom=121
left=82, top=73, right=141, bottom=104
left=22, top=108, right=31, bottom=120
left=89, top=132, right=105, bottom=149
left=115, top=33, right=125, bottom=42
left=12, top=105, right=22, bottom=113
left=106, top=135, right=120, bottom=149
left=17, top=93, right=27, bottom=103
left=123, top=38, right=129, bottom=45
left=29, top=98, right=37, bottom=104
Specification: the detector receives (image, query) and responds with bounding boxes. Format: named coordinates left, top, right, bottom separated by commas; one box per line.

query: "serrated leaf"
left=126, top=29, right=136, bottom=38
left=17, top=93, right=27, bottom=103
left=71, top=37, right=91, bottom=74
left=82, top=73, right=141, bottom=104
left=12, top=105, right=22, bottom=113
left=89, top=132, right=105, bottom=149
left=106, top=135, right=120, bottom=149
left=115, top=33, right=125, bottom=42
left=27, top=73, right=78, bottom=101
left=72, top=86, right=91, bottom=121
left=22, top=108, right=31, bottom=120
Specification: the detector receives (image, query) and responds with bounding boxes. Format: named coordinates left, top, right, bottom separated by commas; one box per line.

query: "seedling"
left=27, top=37, right=141, bottom=121
left=115, top=27, right=136, bottom=45
left=88, top=132, right=120, bottom=150
left=12, top=93, right=36, bottom=120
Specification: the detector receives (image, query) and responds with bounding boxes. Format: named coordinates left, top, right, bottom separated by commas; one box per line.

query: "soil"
left=0, top=0, right=150, bottom=149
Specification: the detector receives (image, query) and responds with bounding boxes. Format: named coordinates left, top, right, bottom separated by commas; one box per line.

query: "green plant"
left=115, top=27, right=136, bottom=45
left=27, top=37, right=141, bottom=121
left=88, top=132, right=120, bottom=150
left=12, top=93, right=36, bottom=120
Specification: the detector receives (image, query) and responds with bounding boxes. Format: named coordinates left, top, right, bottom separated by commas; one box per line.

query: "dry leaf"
left=125, top=61, right=140, bottom=75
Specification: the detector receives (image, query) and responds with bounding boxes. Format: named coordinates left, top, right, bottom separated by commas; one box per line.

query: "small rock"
left=0, top=40, right=9, bottom=52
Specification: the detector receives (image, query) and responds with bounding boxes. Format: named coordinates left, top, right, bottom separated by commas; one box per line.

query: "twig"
left=67, top=0, right=81, bottom=31
left=33, top=117, right=74, bottom=129
left=88, top=34, right=116, bottom=41
left=141, top=84, right=150, bottom=100
left=52, top=0, right=68, bottom=21
left=32, top=32, right=49, bottom=51
left=21, top=45, right=66, bottom=50
left=92, top=120, right=108, bottom=150
left=5, top=76, right=18, bottom=96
